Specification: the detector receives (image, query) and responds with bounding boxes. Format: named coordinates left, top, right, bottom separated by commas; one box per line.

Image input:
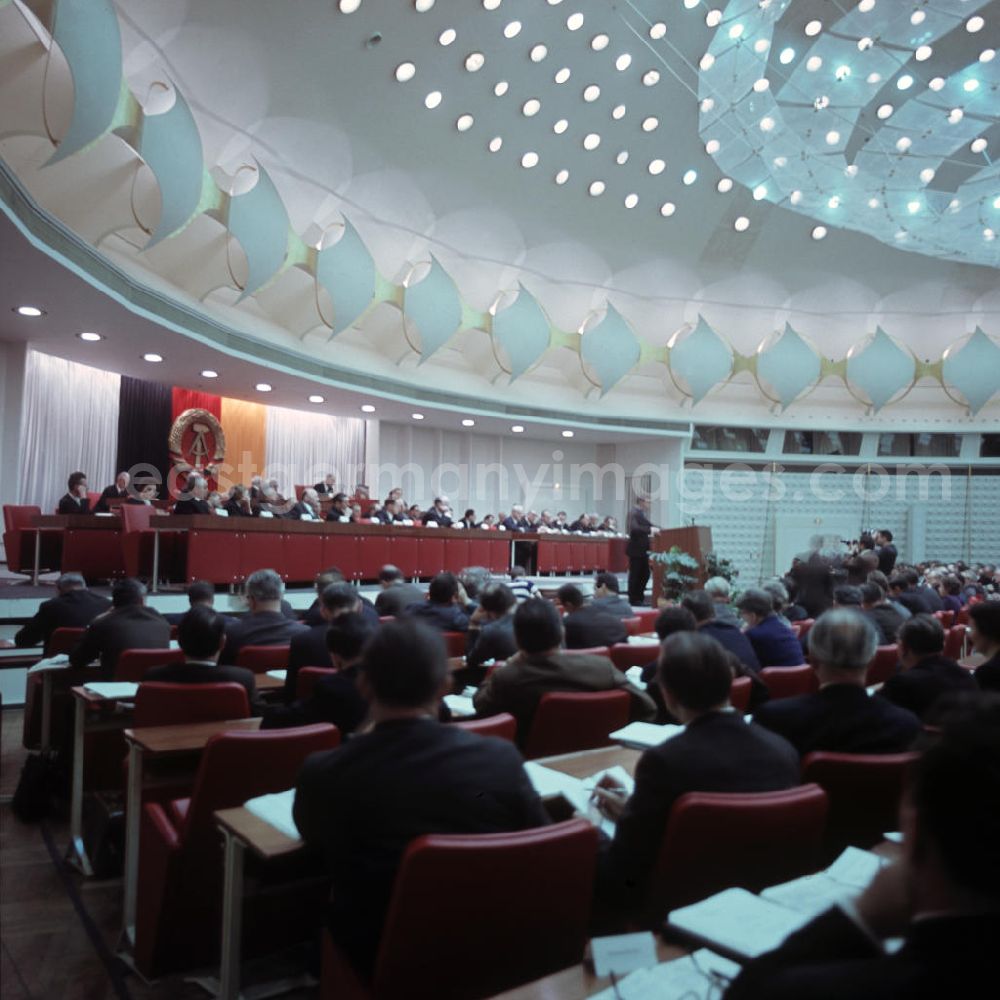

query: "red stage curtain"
left=171, top=388, right=221, bottom=421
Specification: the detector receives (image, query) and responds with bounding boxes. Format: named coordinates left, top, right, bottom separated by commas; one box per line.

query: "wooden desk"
left=537, top=746, right=642, bottom=781
left=120, top=717, right=261, bottom=952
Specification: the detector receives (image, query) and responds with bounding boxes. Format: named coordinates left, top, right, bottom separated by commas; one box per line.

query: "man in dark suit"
left=473, top=599, right=655, bottom=746
left=725, top=699, right=1000, bottom=1000
left=285, top=487, right=322, bottom=521
left=558, top=584, right=628, bottom=650
left=464, top=583, right=518, bottom=678
left=681, top=590, right=761, bottom=671
left=403, top=572, right=470, bottom=632
left=14, top=573, right=111, bottom=650
left=873, top=528, right=898, bottom=576
left=595, top=631, right=800, bottom=917
left=57, top=471, right=91, bottom=514
left=222, top=485, right=253, bottom=517
left=373, top=565, right=424, bottom=617
left=421, top=495, right=453, bottom=528
left=325, top=492, right=354, bottom=523
left=172, top=475, right=213, bottom=515
left=860, top=581, right=905, bottom=644
left=737, top=589, right=805, bottom=667
left=833, top=585, right=890, bottom=644
left=970, top=602, right=1000, bottom=693
left=314, top=474, right=337, bottom=496
left=69, top=578, right=170, bottom=678
left=144, top=606, right=257, bottom=707
left=219, top=568, right=308, bottom=665
left=592, top=573, right=635, bottom=619
left=888, top=573, right=933, bottom=616
left=284, top=583, right=364, bottom=701
left=501, top=504, right=529, bottom=532
left=94, top=471, right=131, bottom=513
left=300, top=567, right=379, bottom=628
left=163, top=579, right=239, bottom=626
left=754, top=609, right=921, bottom=755
left=263, top=613, right=373, bottom=733
left=625, top=498, right=653, bottom=606
left=372, top=499, right=410, bottom=525
left=293, top=619, right=548, bottom=978
left=880, top=614, right=976, bottom=720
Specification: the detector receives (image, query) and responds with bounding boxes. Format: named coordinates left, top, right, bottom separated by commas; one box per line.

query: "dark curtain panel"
left=117, top=376, right=173, bottom=494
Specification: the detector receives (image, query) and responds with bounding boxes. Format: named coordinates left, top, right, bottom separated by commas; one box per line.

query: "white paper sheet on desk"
left=443, top=694, right=475, bottom=717
left=83, top=682, right=139, bottom=700
left=244, top=789, right=302, bottom=842
left=589, top=949, right=742, bottom=1000
left=761, top=847, right=888, bottom=918
left=590, top=931, right=657, bottom=976
left=627, top=635, right=660, bottom=646
left=523, top=763, right=592, bottom=815
left=666, top=887, right=812, bottom=960
left=266, top=669, right=287, bottom=681
left=27, top=654, right=70, bottom=674
left=824, top=845, right=888, bottom=889
left=624, top=666, right=647, bottom=688
left=609, top=721, right=684, bottom=749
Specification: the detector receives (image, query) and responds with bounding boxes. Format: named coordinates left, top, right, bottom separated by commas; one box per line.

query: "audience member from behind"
left=285, top=583, right=363, bottom=701
left=403, top=572, right=471, bottom=632
left=465, top=583, right=518, bottom=677
left=834, top=585, right=889, bottom=645
left=726, top=697, right=1000, bottom=1000
left=293, top=619, right=548, bottom=977
left=558, top=583, right=628, bottom=649
left=737, top=588, right=805, bottom=667
left=595, top=632, right=799, bottom=918
left=219, top=569, right=308, bottom=665
left=592, top=572, right=635, bottom=619
left=263, top=613, right=373, bottom=733
left=144, top=606, right=257, bottom=707
left=373, top=564, right=424, bottom=618
left=473, top=599, right=655, bottom=746
left=880, top=614, right=976, bottom=720
left=861, top=581, right=905, bottom=645
left=163, top=579, right=235, bottom=626
left=14, top=572, right=111, bottom=650
left=754, top=609, right=921, bottom=755
left=704, top=576, right=739, bottom=624
left=69, top=578, right=170, bottom=678
left=302, top=567, right=378, bottom=627
left=507, top=565, right=540, bottom=603
left=970, top=602, right=1000, bottom=692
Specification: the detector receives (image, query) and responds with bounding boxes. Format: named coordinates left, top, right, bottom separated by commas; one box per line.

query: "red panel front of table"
left=62, top=529, right=124, bottom=579
left=466, top=538, right=491, bottom=569
left=186, top=529, right=241, bottom=584
left=536, top=540, right=556, bottom=573
left=417, top=537, right=445, bottom=578
left=361, top=533, right=396, bottom=580
left=325, top=533, right=363, bottom=581
left=443, top=537, right=469, bottom=574
left=583, top=542, right=599, bottom=572
left=488, top=538, right=510, bottom=573
left=607, top=538, right=628, bottom=573
left=284, top=533, right=324, bottom=583
left=240, top=529, right=285, bottom=580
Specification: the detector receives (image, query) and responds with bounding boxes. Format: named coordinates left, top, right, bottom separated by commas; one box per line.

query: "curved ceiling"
left=0, top=0, right=998, bottom=428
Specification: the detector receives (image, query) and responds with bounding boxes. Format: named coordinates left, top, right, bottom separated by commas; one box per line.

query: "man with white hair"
left=220, top=568, right=308, bottom=664
left=501, top=504, right=528, bottom=532
left=704, top=575, right=739, bottom=624
left=172, top=475, right=213, bottom=515
left=95, top=470, right=131, bottom=512
left=288, top=487, right=321, bottom=520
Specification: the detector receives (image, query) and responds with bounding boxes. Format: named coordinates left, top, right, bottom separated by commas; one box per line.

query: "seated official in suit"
left=591, top=573, right=636, bottom=619
left=726, top=697, right=1000, bottom=1000
left=144, top=605, right=257, bottom=707
left=284, top=583, right=364, bottom=702
left=595, top=631, right=800, bottom=918
left=373, top=565, right=424, bottom=617
left=263, top=613, right=373, bottom=733
left=970, top=602, right=1000, bottom=693
left=219, top=568, right=308, bottom=665
left=164, top=579, right=239, bottom=626
left=860, top=581, right=906, bottom=645
left=372, top=499, right=411, bottom=525
left=737, top=588, right=805, bottom=667
left=754, top=609, right=921, bottom=755
left=293, top=619, right=548, bottom=978
left=286, top=487, right=322, bottom=521
left=14, top=572, right=110, bottom=649
left=57, top=470, right=91, bottom=514
left=464, top=583, right=518, bottom=679
left=421, top=495, right=453, bottom=527
left=472, top=599, right=655, bottom=746
left=501, top=504, right=529, bottom=532
left=558, top=584, right=628, bottom=649
left=171, top=474, right=213, bottom=515
left=93, top=471, right=131, bottom=513
left=324, top=492, right=354, bottom=523
left=314, top=473, right=337, bottom=495
left=403, top=572, right=471, bottom=633
left=880, top=614, right=976, bottom=720
left=69, top=578, right=170, bottom=678
left=221, top=484, right=253, bottom=517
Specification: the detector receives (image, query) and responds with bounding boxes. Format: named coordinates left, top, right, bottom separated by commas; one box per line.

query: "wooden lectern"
left=650, top=525, right=713, bottom=606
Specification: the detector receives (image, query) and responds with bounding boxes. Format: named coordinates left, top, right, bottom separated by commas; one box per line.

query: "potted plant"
left=650, top=546, right=700, bottom=603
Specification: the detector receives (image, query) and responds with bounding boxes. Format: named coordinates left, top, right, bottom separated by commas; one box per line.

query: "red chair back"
left=802, top=751, right=919, bottom=856
left=646, top=785, right=828, bottom=921
left=934, top=610, right=955, bottom=628
left=792, top=618, right=816, bottom=641
left=609, top=642, right=660, bottom=672
left=760, top=664, right=818, bottom=700
left=322, top=819, right=598, bottom=1000
left=524, top=690, right=630, bottom=759
left=634, top=609, right=659, bottom=634
left=943, top=625, right=966, bottom=661
left=564, top=646, right=611, bottom=658
left=441, top=631, right=467, bottom=658
left=115, top=647, right=185, bottom=682
left=955, top=606, right=970, bottom=626
left=134, top=682, right=249, bottom=727
left=47, top=626, right=86, bottom=657
left=121, top=503, right=153, bottom=532
left=866, top=645, right=899, bottom=685
left=297, top=666, right=337, bottom=700
left=3, top=504, right=47, bottom=575
left=623, top=616, right=642, bottom=636
left=729, top=676, right=752, bottom=713
left=236, top=645, right=291, bottom=673
left=453, top=713, right=517, bottom=742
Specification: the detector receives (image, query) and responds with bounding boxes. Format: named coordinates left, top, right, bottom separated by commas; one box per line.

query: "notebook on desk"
left=609, top=721, right=684, bottom=749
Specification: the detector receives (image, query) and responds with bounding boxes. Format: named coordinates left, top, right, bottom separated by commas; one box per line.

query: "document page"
left=244, top=788, right=301, bottom=842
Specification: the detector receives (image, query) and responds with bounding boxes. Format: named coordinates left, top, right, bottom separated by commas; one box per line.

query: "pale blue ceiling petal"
left=226, top=161, right=289, bottom=299
left=492, top=284, right=550, bottom=380
left=943, top=328, right=1000, bottom=413
left=137, top=86, right=203, bottom=247
left=846, top=327, right=916, bottom=411
left=580, top=303, right=641, bottom=396
left=757, top=323, right=822, bottom=408
left=669, top=315, right=733, bottom=403
left=315, top=218, right=377, bottom=336
left=46, top=0, right=123, bottom=164
left=403, top=256, right=463, bottom=363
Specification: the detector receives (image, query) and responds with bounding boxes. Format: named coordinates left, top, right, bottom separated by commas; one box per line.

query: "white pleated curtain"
left=263, top=404, right=366, bottom=495
left=18, top=350, right=120, bottom=510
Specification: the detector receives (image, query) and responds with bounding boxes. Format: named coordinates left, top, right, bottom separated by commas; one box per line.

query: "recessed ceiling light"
left=929, top=77, right=945, bottom=91
left=895, top=136, right=911, bottom=151
left=642, top=116, right=659, bottom=132
left=779, top=47, right=795, bottom=64
left=700, top=53, right=715, bottom=70
left=660, top=201, right=676, bottom=217
left=705, top=138, right=720, bottom=154
left=910, top=9, right=925, bottom=25
left=642, top=69, right=659, bottom=86
left=915, top=45, right=932, bottom=62
left=511, top=425, right=525, bottom=433
left=624, top=193, right=638, bottom=209
left=461, top=418, right=475, bottom=427
left=439, top=28, right=456, bottom=46
left=78, top=331, right=103, bottom=342
left=611, top=104, right=626, bottom=119
left=555, top=168, right=569, bottom=184
left=825, top=130, right=840, bottom=145
left=308, top=394, right=325, bottom=404
left=964, top=79, right=979, bottom=92
left=754, top=39, right=769, bottom=54
left=530, top=44, right=547, bottom=62
left=705, top=10, right=721, bottom=28
left=649, top=23, right=666, bottom=40
left=804, top=19, right=822, bottom=36
left=201, top=369, right=219, bottom=378
left=753, top=184, right=767, bottom=200
left=981, top=49, right=996, bottom=63
left=488, top=136, right=502, bottom=152
left=361, top=404, right=376, bottom=413
left=553, top=119, right=568, bottom=133
left=728, top=23, right=744, bottom=40
left=583, top=132, right=601, bottom=150
left=948, top=108, right=963, bottom=123
left=814, top=95, right=830, bottom=110
left=456, top=114, right=474, bottom=131
left=868, top=197, right=880, bottom=208
left=806, top=56, right=822, bottom=72
left=717, top=177, right=733, bottom=193
left=414, top=0, right=435, bottom=12
left=971, top=137, right=988, bottom=153
left=504, top=21, right=522, bottom=38
left=648, top=158, right=666, bottom=175
left=561, top=429, right=575, bottom=438
left=734, top=216, right=750, bottom=232
left=588, top=180, right=605, bottom=196
left=867, top=72, right=882, bottom=84
left=412, top=412, right=425, bottom=420
left=753, top=78, right=769, bottom=93
left=15, top=305, right=44, bottom=317
left=616, top=150, right=629, bottom=164
left=683, top=169, right=697, bottom=185
left=811, top=226, right=827, bottom=240
left=338, top=0, right=361, bottom=12
left=835, top=65, right=851, bottom=80
left=521, top=151, right=539, bottom=168
left=465, top=52, right=485, bottom=72
left=424, top=91, right=442, bottom=109
left=700, top=97, right=714, bottom=112
left=566, top=12, right=584, bottom=31
left=591, top=33, right=609, bottom=51
left=255, top=382, right=272, bottom=391
left=919, top=168, right=935, bottom=183
left=877, top=104, right=893, bottom=119
left=395, top=63, right=416, bottom=83
left=494, top=80, right=509, bottom=96
left=483, top=0, right=501, bottom=9
left=683, top=0, right=698, bottom=8
left=859, top=0, right=875, bottom=11
left=775, top=156, right=788, bottom=168
left=143, top=353, right=163, bottom=363
left=615, top=53, right=632, bottom=71
left=760, top=116, right=775, bottom=132
left=555, top=66, right=571, bottom=83
left=828, top=195, right=841, bottom=208
left=522, top=98, right=541, bottom=116
left=967, top=16, right=984, bottom=33
left=790, top=190, right=803, bottom=204
left=907, top=200, right=921, bottom=214
left=897, top=74, right=913, bottom=90
left=583, top=84, right=600, bottom=101
left=985, top=228, right=996, bottom=241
